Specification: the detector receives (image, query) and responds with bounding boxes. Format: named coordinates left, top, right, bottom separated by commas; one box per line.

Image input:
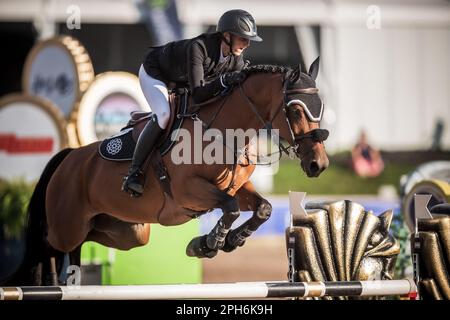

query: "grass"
left=272, top=158, right=416, bottom=195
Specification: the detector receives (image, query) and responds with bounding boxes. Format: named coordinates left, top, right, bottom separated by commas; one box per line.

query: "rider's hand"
left=220, top=71, right=247, bottom=88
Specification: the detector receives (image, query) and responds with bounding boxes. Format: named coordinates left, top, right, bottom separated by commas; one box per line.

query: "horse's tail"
left=3, top=148, right=74, bottom=286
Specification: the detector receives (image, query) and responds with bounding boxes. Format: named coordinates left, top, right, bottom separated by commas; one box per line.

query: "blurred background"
left=0, top=0, right=449, bottom=286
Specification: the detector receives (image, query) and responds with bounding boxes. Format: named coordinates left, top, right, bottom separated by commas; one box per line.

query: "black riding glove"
left=220, top=71, right=247, bottom=88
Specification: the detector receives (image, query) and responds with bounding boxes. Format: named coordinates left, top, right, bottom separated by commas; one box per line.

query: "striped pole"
left=1, top=280, right=416, bottom=300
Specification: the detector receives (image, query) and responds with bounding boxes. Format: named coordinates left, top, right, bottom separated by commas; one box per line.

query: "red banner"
left=0, top=134, right=54, bottom=154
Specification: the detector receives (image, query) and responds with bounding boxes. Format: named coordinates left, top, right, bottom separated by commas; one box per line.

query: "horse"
left=7, top=59, right=329, bottom=285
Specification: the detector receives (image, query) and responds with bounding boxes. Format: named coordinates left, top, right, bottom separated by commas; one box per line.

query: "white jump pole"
left=1, top=279, right=416, bottom=300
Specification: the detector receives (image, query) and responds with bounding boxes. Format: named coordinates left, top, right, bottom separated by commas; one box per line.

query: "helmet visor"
left=229, top=31, right=263, bottom=42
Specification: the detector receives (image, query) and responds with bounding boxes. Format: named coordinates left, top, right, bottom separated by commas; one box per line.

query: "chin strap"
left=221, top=34, right=234, bottom=57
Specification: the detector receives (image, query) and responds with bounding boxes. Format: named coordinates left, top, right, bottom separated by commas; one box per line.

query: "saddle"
left=98, top=88, right=189, bottom=196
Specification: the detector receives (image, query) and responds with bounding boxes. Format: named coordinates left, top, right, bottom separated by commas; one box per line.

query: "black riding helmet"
left=216, top=9, right=263, bottom=42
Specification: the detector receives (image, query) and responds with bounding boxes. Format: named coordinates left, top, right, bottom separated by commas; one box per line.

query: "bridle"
left=238, top=75, right=329, bottom=158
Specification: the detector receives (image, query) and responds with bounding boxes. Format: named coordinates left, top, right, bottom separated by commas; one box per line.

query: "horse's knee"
left=256, top=200, right=272, bottom=220
left=219, top=194, right=240, bottom=213
left=219, top=195, right=240, bottom=225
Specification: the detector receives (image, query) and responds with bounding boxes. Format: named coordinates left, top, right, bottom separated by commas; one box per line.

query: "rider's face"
left=231, top=35, right=250, bottom=56
left=224, top=33, right=250, bottom=56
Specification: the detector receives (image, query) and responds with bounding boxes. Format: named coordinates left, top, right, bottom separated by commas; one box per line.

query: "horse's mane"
left=243, top=64, right=317, bottom=90
left=243, top=64, right=291, bottom=76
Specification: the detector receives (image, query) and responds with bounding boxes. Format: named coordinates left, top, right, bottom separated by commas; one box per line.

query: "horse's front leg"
left=222, top=181, right=272, bottom=253
left=179, top=177, right=240, bottom=259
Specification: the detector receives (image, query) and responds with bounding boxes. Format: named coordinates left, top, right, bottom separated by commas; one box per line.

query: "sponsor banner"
left=22, top=36, right=94, bottom=119
left=139, top=0, right=183, bottom=45
left=0, top=94, right=67, bottom=182
left=76, top=72, right=151, bottom=145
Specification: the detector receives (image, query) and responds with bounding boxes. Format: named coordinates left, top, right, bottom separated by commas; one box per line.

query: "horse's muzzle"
left=302, top=156, right=329, bottom=178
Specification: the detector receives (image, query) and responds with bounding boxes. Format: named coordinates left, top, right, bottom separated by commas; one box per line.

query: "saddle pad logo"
left=106, top=138, right=122, bottom=155
left=98, top=128, right=135, bottom=161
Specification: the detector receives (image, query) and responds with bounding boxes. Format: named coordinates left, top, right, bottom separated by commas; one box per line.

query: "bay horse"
left=8, top=59, right=329, bottom=285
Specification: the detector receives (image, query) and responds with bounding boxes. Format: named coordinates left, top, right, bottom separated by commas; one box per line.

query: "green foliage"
left=391, top=214, right=412, bottom=279
left=147, top=0, right=169, bottom=9
left=0, top=180, right=34, bottom=240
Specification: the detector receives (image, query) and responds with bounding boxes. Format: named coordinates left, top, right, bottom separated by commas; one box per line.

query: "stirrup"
left=128, top=168, right=143, bottom=179
left=122, top=169, right=144, bottom=197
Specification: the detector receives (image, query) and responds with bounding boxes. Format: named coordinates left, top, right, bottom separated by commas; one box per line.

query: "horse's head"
left=239, top=61, right=329, bottom=177
left=282, top=57, right=329, bottom=177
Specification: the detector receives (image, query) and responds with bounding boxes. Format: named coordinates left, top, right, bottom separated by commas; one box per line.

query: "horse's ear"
left=308, top=56, right=320, bottom=80
left=289, top=64, right=301, bottom=83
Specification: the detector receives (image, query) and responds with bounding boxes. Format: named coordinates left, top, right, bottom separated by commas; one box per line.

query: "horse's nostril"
left=309, top=161, right=319, bottom=175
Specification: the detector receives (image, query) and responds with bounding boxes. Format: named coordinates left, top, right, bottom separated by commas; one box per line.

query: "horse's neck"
left=198, top=73, right=282, bottom=134
left=246, top=72, right=283, bottom=116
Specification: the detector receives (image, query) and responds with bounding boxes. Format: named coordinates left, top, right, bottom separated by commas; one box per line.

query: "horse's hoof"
left=186, top=235, right=218, bottom=258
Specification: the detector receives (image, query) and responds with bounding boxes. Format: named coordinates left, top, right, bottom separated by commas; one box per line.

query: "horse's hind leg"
left=86, top=214, right=150, bottom=250
left=222, top=181, right=272, bottom=253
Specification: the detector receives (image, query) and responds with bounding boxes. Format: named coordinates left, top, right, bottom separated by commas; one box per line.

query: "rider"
left=122, top=9, right=263, bottom=196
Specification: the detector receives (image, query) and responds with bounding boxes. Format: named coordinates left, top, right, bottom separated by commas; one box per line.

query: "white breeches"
left=138, top=64, right=170, bottom=129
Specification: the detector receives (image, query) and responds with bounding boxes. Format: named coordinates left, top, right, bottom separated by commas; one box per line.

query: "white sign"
left=76, top=72, right=151, bottom=145
left=22, top=36, right=94, bottom=119
left=0, top=94, right=67, bottom=183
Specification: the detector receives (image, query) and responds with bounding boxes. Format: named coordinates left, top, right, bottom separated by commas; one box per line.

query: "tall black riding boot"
left=122, top=115, right=163, bottom=196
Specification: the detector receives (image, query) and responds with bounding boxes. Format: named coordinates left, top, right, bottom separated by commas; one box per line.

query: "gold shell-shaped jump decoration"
left=414, top=215, right=450, bottom=299
left=286, top=200, right=400, bottom=300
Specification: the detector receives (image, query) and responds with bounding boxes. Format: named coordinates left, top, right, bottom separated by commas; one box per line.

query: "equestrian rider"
left=122, top=9, right=263, bottom=196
